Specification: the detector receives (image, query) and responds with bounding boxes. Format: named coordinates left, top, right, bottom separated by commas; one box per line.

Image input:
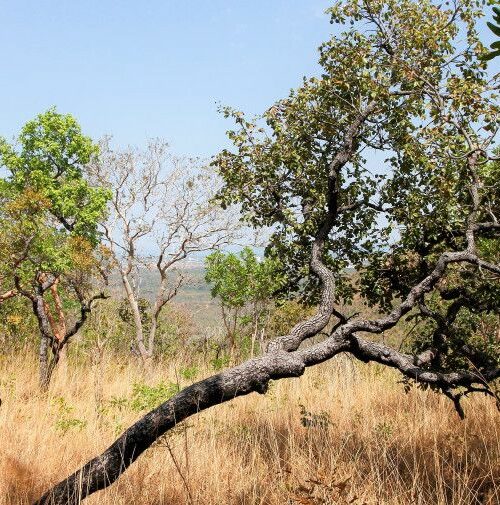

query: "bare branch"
left=87, top=138, right=241, bottom=360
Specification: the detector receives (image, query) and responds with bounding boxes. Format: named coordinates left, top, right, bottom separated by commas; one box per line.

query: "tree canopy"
left=205, top=248, right=283, bottom=311
left=214, top=0, right=500, bottom=379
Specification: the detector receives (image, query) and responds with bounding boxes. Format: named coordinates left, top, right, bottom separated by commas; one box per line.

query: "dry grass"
left=0, top=353, right=498, bottom=505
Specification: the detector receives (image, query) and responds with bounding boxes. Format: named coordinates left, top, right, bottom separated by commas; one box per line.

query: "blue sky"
left=1, top=0, right=336, bottom=157
left=1, top=1, right=497, bottom=159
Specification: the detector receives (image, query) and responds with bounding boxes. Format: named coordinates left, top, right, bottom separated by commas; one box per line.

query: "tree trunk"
left=34, top=295, right=59, bottom=391
left=34, top=349, right=310, bottom=505
left=38, top=336, right=50, bottom=391
left=39, top=341, right=60, bottom=391
left=121, top=271, right=150, bottom=363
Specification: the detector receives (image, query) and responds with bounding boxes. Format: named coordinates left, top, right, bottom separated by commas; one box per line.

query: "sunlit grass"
left=0, top=352, right=498, bottom=504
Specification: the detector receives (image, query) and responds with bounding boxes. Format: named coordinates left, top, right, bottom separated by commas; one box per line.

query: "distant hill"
left=108, top=265, right=221, bottom=327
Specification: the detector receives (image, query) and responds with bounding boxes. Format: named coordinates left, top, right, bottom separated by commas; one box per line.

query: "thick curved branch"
left=346, top=335, right=499, bottom=387
left=35, top=242, right=499, bottom=504
left=266, top=238, right=336, bottom=352
left=346, top=251, right=499, bottom=336
left=268, top=102, right=378, bottom=353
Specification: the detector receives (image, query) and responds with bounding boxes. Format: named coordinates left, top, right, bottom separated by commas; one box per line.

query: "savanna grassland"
left=1, top=352, right=498, bottom=505
left=1, top=2, right=499, bottom=504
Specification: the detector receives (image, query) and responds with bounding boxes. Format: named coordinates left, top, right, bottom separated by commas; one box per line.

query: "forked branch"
left=34, top=209, right=500, bottom=505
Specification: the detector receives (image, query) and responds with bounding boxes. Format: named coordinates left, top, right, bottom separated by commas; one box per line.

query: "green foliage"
left=130, top=381, right=180, bottom=412
left=55, top=417, right=87, bottom=434
left=368, top=156, right=500, bottom=371
left=79, top=298, right=199, bottom=359
left=210, top=352, right=231, bottom=371
left=51, top=396, right=87, bottom=434
left=205, top=247, right=284, bottom=309
left=0, top=109, right=110, bottom=288
left=214, top=0, right=499, bottom=375
left=205, top=247, right=285, bottom=349
left=107, top=395, right=129, bottom=411
left=118, top=297, right=152, bottom=333
left=482, top=5, right=500, bottom=60
left=0, top=296, right=37, bottom=351
left=267, top=300, right=316, bottom=338
left=179, top=365, right=199, bottom=381
left=373, top=421, right=394, bottom=439
left=153, top=304, right=197, bottom=356
left=0, top=108, right=110, bottom=246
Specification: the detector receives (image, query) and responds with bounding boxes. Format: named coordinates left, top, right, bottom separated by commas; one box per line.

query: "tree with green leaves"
left=37, top=2, right=499, bottom=502
left=0, top=109, right=111, bottom=389
left=205, top=247, right=284, bottom=355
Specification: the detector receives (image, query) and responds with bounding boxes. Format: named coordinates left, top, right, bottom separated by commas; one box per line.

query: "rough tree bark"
left=35, top=103, right=500, bottom=504
left=34, top=247, right=499, bottom=505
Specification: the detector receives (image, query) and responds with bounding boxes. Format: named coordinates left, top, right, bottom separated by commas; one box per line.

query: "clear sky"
left=1, top=1, right=497, bottom=158
left=1, top=0, right=337, bottom=157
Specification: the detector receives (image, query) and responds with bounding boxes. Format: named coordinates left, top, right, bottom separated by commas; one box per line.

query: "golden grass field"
left=0, top=353, right=498, bottom=505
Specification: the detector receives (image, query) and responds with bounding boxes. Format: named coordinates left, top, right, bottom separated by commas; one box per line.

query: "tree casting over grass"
left=35, top=0, right=499, bottom=503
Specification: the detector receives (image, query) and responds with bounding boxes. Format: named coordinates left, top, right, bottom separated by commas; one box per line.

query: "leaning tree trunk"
left=34, top=350, right=311, bottom=505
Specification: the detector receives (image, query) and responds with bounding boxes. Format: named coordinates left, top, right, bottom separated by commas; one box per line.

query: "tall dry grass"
left=0, top=352, right=498, bottom=505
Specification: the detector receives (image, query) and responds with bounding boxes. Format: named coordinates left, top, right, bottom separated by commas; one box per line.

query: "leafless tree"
left=88, top=138, right=239, bottom=363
